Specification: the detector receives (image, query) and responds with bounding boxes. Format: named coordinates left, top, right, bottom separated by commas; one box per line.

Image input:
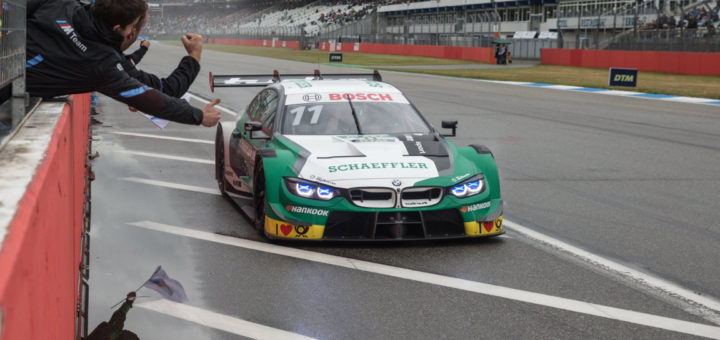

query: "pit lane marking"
left=120, top=177, right=220, bottom=195
left=128, top=220, right=720, bottom=339
left=108, top=131, right=214, bottom=144
left=136, top=299, right=316, bottom=340
left=113, top=150, right=213, bottom=164
left=187, top=93, right=238, bottom=116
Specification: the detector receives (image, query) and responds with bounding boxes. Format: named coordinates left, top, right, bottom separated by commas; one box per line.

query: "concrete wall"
left=320, top=41, right=494, bottom=63
left=209, top=38, right=300, bottom=50
left=541, top=48, right=720, bottom=76
left=0, top=94, right=91, bottom=339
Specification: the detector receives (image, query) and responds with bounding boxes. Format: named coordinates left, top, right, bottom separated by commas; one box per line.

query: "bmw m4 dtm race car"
left=211, top=70, right=503, bottom=241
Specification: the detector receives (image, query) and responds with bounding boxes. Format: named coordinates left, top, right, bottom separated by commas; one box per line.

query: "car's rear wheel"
left=215, top=127, right=228, bottom=195
left=253, top=159, right=267, bottom=236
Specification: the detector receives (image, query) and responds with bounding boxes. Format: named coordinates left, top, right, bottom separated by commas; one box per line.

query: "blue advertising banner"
left=608, top=68, right=638, bottom=87
left=329, top=53, right=343, bottom=63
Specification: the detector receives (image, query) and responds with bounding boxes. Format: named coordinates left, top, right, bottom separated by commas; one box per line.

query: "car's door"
left=228, top=93, right=261, bottom=192
left=242, top=89, right=278, bottom=185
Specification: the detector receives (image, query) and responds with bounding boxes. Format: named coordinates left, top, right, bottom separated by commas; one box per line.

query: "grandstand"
left=239, top=1, right=378, bottom=36
left=144, top=0, right=720, bottom=53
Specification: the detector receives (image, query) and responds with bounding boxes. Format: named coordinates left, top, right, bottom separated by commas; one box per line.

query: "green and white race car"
left=212, top=70, right=503, bottom=240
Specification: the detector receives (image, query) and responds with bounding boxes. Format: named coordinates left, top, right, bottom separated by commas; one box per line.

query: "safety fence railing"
left=0, top=0, right=27, bottom=147
left=605, top=28, right=720, bottom=51
left=0, top=0, right=24, bottom=92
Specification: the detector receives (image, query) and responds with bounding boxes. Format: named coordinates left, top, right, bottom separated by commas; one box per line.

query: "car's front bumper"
left=263, top=201, right=504, bottom=241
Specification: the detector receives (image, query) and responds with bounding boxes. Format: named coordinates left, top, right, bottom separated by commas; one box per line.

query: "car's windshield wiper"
left=347, top=98, right=363, bottom=135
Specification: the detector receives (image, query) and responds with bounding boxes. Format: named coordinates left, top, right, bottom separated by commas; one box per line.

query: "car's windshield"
left=281, top=102, right=431, bottom=135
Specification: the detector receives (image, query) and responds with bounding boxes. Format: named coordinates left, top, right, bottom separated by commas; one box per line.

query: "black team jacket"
left=26, top=0, right=203, bottom=125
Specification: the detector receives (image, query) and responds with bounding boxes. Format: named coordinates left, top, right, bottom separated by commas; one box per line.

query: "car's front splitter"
left=263, top=213, right=504, bottom=241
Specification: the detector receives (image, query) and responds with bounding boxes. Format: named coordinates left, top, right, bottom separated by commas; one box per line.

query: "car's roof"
left=279, top=79, right=402, bottom=95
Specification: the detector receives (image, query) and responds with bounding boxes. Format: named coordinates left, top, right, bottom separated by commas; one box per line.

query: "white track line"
left=187, top=93, right=238, bottom=116
left=122, top=179, right=720, bottom=324
left=120, top=177, right=220, bottom=195
left=136, top=300, right=316, bottom=340
left=108, top=131, right=213, bottom=144
left=128, top=220, right=720, bottom=339
left=504, top=220, right=720, bottom=324
left=113, top=150, right=213, bottom=164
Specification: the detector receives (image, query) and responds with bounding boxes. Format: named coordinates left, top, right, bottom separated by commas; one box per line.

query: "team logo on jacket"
left=56, top=20, right=88, bottom=53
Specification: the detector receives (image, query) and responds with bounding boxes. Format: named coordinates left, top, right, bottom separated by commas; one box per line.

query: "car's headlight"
left=285, top=177, right=343, bottom=201
left=447, top=175, right=485, bottom=198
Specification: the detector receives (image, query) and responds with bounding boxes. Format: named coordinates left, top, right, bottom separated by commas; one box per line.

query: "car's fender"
left=255, top=148, right=297, bottom=203
left=457, top=145, right=501, bottom=199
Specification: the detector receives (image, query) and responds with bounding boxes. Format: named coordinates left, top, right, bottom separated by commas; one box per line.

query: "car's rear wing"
left=209, top=69, right=382, bottom=92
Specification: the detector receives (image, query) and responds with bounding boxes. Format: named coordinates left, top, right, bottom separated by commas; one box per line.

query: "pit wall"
left=209, top=38, right=300, bottom=50
left=206, top=39, right=495, bottom=63
left=0, top=94, right=91, bottom=339
left=319, top=42, right=495, bottom=63
left=541, top=48, right=720, bottom=76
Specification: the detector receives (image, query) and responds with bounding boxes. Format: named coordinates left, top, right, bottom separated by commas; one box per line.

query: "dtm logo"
left=285, top=205, right=329, bottom=216
left=56, top=20, right=88, bottom=53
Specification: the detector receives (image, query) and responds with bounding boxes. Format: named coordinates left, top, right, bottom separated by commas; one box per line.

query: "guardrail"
left=0, top=94, right=92, bottom=340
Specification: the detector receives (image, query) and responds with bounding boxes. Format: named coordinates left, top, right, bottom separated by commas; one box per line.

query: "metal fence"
left=0, top=0, right=25, bottom=95
left=606, top=28, right=720, bottom=51
left=0, top=0, right=27, bottom=147
left=509, top=39, right=560, bottom=59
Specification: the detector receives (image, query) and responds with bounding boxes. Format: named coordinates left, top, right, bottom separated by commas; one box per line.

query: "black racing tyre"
left=215, top=126, right=228, bottom=194
left=253, top=159, right=267, bottom=236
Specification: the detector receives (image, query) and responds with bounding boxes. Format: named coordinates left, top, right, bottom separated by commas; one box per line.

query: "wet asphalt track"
left=86, top=42, right=720, bottom=339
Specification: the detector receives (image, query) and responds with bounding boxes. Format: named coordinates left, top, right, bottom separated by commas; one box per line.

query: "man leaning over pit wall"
left=25, top=0, right=221, bottom=127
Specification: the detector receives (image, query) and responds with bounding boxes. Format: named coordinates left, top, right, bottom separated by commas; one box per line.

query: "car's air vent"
left=348, top=188, right=396, bottom=208
left=401, top=187, right=443, bottom=208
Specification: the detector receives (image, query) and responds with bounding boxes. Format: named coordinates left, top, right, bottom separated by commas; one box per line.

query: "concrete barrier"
left=0, top=94, right=91, bottom=339
left=541, top=48, right=720, bottom=76
left=319, top=42, right=494, bottom=63
left=209, top=38, right=300, bottom=50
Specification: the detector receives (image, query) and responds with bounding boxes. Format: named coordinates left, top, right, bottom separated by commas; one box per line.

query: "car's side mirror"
left=244, top=120, right=263, bottom=132
left=441, top=120, right=458, bottom=137
left=250, top=130, right=271, bottom=140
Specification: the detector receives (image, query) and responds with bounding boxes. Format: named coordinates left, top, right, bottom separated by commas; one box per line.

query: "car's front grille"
left=323, top=209, right=465, bottom=240
left=400, top=187, right=443, bottom=208
left=422, top=209, right=465, bottom=237
left=348, top=188, right=396, bottom=208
